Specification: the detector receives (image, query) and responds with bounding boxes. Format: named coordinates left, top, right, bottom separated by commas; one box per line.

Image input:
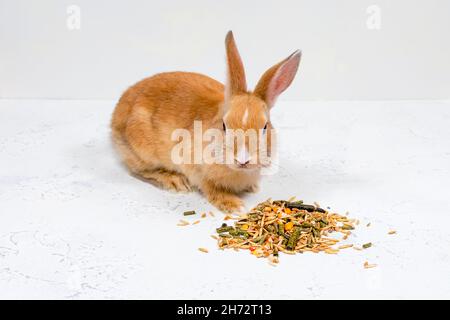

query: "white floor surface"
left=1, top=99, right=449, bottom=299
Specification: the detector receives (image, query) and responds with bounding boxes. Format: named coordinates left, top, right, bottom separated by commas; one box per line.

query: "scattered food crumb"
left=192, top=220, right=200, bottom=225
left=201, top=213, right=207, bottom=218
left=209, top=211, right=215, bottom=217
left=362, top=242, right=372, bottom=249
left=366, top=222, right=371, bottom=227
left=338, top=244, right=353, bottom=249
left=177, top=219, right=190, bottom=226
left=198, top=247, right=209, bottom=253
left=388, top=230, right=397, bottom=235
left=364, top=261, right=377, bottom=269
left=183, top=210, right=196, bottom=216
left=210, top=235, right=218, bottom=240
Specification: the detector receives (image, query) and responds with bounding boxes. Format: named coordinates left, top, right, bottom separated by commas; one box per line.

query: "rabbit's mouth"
left=228, top=162, right=261, bottom=172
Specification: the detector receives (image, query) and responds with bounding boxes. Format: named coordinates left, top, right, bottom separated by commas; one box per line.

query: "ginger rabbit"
left=111, top=31, right=301, bottom=212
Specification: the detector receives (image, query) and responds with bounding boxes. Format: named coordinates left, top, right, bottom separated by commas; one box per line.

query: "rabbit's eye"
left=263, top=123, right=268, bottom=131
left=222, top=122, right=226, bottom=131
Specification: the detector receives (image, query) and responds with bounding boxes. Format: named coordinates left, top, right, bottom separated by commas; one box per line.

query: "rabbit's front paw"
left=243, top=183, right=259, bottom=193
left=213, top=194, right=244, bottom=213
left=202, top=180, right=245, bottom=213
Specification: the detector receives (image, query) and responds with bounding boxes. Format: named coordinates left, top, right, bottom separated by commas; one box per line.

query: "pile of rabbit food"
left=215, top=198, right=359, bottom=264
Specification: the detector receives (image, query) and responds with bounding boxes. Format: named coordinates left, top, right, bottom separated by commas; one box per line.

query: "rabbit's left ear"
left=254, top=50, right=301, bottom=108
left=225, top=31, right=247, bottom=97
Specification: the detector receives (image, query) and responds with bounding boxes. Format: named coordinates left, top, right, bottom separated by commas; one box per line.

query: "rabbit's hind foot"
left=140, top=168, right=192, bottom=193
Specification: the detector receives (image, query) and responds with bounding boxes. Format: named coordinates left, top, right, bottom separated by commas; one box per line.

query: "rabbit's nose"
left=237, top=159, right=250, bottom=166
left=236, top=148, right=251, bottom=166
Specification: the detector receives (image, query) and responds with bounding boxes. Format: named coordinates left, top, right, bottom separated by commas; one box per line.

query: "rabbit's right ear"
left=254, top=50, right=301, bottom=108
left=225, top=31, right=247, bottom=98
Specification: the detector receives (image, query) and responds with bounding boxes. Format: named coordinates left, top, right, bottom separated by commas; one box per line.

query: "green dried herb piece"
left=183, top=210, right=196, bottom=216
left=229, top=229, right=249, bottom=238
left=257, top=234, right=267, bottom=244
left=287, top=227, right=302, bottom=250
left=216, top=226, right=234, bottom=233
left=277, top=223, right=284, bottom=235
left=312, top=228, right=321, bottom=238
left=362, top=242, right=372, bottom=249
left=293, top=212, right=306, bottom=218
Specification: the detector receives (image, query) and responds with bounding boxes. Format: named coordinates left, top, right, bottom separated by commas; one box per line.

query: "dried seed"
left=198, top=248, right=208, bottom=253
left=177, top=219, right=190, bottom=226
left=388, top=230, right=397, bottom=235
left=364, top=261, right=377, bottom=269
left=338, top=244, right=353, bottom=249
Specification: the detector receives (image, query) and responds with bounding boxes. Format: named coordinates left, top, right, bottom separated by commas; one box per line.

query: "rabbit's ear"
left=254, top=50, right=301, bottom=108
left=225, top=31, right=247, bottom=97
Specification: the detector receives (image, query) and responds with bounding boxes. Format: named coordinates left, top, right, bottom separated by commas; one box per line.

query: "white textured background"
left=1, top=99, right=450, bottom=299
left=1, top=0, right=450, bottom=100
